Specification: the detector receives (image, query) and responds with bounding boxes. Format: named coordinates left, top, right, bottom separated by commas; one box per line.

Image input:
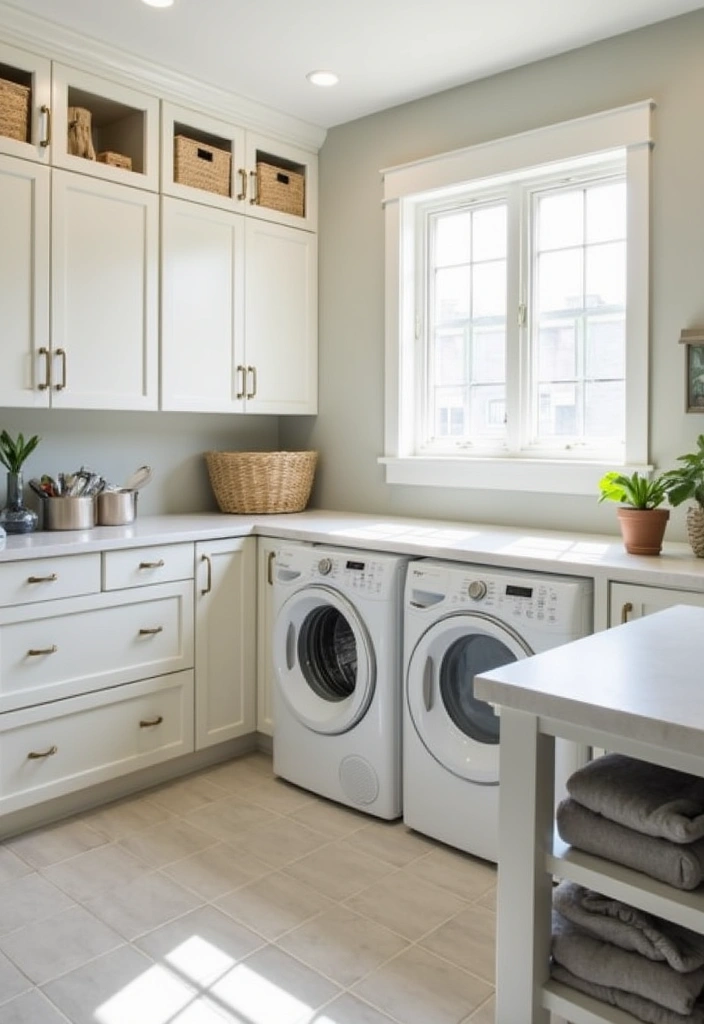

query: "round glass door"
left=273, top=586, right=376, bottom=735
left=407, top=613, right=532, bottom=782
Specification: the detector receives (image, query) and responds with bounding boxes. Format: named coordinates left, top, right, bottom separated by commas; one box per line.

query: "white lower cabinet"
left=256, top=537, right=281, bottom=737
left=195, top=537, right=256, bottom=749
left=609, top=581, right=704, bottom=627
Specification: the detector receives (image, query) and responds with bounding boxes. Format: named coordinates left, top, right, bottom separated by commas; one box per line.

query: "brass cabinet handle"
left=247, top=365, right=257, bottom=399
left=27, top=645, right=58, bottom=656
left=138, top=626, right=163, bottom=636
left=621, top=601, right=634, bottom=625
left=55, top=347, right=67, bottom=390
left=40, top=104, right=51, bottom=147
left=249, top=169, right=258, bottom=205
left=28, top=745, right=57, bottom=759
left=139, top=559, right=164, bottom=569
left=237, top=167, right=248, bottom=201
left=236, top=364, right=246, bottom=400
left=267, top=549, right=276, bottom=586
left=201, top=553, right=212, bottom=596
left=139, top=716, right=163, bottom=728
left=38, top=346, right=52, bottom=390
left=27, top=573, right=58, bottom=584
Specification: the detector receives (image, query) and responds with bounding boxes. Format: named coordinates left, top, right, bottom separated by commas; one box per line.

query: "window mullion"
left=504, top=186, right=523, bottom=454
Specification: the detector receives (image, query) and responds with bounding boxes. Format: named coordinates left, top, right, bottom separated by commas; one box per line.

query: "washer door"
left=273, top=585, right=376, bottom=735
left=407, top=612, right=532, bottom=783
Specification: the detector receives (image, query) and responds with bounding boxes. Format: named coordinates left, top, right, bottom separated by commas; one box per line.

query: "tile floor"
left=0, top=753, right=497, bottom=1024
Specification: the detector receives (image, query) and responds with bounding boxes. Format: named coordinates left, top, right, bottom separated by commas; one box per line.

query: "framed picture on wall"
left=680, top=329, right=704, bottom=412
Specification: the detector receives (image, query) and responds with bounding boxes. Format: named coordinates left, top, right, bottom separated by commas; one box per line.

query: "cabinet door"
left=161, top=197, right=245, bottom=412
left=256, top=538, right=281, bottom=737
left=195, top=537, right=256, bottom=749
left=244, top=220, right=317, bottom=414
left=245, top=132, right=318, bottom=232
left=51, top=170, right=158, bottom=410
left=0, top=154, right=50, bottom=407
left=609, top=581, right=704, bottom=627
left=0, top=41, right=51, bottom=163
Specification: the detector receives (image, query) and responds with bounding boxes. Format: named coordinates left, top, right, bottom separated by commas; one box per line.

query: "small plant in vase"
left=598, top=470, right=670, bottom=555
left=661, top=435, right=704, bottom=557
left=0, top=431, right=41, bottom=535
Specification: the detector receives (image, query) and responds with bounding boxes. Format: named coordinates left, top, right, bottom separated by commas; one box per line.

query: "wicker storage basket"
left=0, top=78, right=29, bottom=143
left=206, top=451, right=317, bottom=514
left=97, top=151, right=132, bottom=170
left=257, top=162, right=305, bottom=217
left=174, top=135, right=231, bottom=196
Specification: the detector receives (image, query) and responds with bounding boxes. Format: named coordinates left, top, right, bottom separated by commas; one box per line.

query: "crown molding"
left=0, top=1, right=327, bottom=151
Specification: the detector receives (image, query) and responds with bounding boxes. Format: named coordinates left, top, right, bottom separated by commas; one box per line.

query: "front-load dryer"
left=272, top=542, right=411, bottom=819
left=403, top=560, right=592, bottom=861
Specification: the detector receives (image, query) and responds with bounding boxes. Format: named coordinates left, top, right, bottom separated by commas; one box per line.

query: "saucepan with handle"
left=97, top=465, right=152, bottom=526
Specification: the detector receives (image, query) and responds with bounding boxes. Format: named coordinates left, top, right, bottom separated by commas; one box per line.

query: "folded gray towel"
left=554, top=880, right=704, bottom=971
left=551, top=962, right=704, bottom=1024
left=567, top=753, right=704, bottom=843
left=557, top=797, right=704, bottom=890
left=552, top=911, right=704, bottom=1015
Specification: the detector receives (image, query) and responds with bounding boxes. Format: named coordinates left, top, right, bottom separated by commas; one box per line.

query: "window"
left=381, top=101, right=653, bottom=495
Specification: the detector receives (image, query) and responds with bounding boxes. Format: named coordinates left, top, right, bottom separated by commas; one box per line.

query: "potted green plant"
left=598, top=470, right=670, bottom=555
left=0, top=430, right=41, bottom=535
left=661, top=434, right=704, bottom=557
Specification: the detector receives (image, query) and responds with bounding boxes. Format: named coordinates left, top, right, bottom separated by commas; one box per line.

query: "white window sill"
left=378, top=456, right=651, bottom=497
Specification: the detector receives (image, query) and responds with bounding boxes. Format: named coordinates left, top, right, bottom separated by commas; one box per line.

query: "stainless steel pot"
left=97, top=489, right=137, bottom=526
left=44, top=496, right=96, bottom=531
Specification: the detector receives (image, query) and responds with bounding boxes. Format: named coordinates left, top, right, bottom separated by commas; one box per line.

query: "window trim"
left=380, top=100, right=654, bottom=496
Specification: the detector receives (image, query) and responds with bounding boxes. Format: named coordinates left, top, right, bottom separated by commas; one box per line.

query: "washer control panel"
left=276, top=545, right=409, bottom=600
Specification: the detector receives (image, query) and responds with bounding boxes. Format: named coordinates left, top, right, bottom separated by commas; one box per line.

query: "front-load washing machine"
left=403, top=560, right=592, bottom=861
left=272, top=542, right=411, bottom=819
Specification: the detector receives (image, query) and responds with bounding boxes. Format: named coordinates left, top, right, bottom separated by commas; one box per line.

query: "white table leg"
left=495, top=707, right=554, bottom=1024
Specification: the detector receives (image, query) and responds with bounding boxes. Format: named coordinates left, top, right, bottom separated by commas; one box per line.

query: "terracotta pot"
left=617, top=507, right=669, bottom=555
left=686, top=505, right=704, bottom=557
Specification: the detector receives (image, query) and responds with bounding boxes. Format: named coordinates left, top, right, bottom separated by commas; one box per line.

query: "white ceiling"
left=6, top=0, right=704, bottom=130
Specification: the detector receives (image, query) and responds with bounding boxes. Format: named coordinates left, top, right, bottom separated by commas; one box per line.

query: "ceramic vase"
left=686, top=506, right=704, bottom=558
left=0, top=471, right=39, bottom=534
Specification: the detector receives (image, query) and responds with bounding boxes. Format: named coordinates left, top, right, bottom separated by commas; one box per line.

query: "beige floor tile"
left=119, top=817, right=218, bottom=868
left=0, top=990, right=70, bottom=1023
left=0, top=904, right=123, bottom=985
left=306, top=993, right=398, bottom=1023
left=352, top=946, right=493, bottom=1024
left=135, top=905, right=265, bottom=984
left=42, top=844, right=150, bottom=901
left=476, top=887, right=496, bottom=912
left=162, top=841, right=271, bottom=900
left=341, top=821, right=435, bottom=868
left=282, top=841, right=394, bottom=901
left=404, top=847, right=496, bottom=902
left=147, top=774, right=231, bottom=815
left=231, top=817, right=329, bottom=869
left=0, top=950, right=32, bottom=1006
left=237, top=777, right=317, bottom=814
left=185, top=797, right=278, bottom=843
left=287, top=799, right=369, bottom=839
left=461, top=994, right=495, bottom=1023
left=420, top=905, right=496, bottom=982
left=0, top=873, right=75, bottom=936
left=6, top=819, right=107, bottom=869
left=278, top=905, right=408, bottom=987
left=216, top=871, right=334, bottom=940
left=346, top=869, right=466, bottom=941
left=0, top=847, right=32, bottom=885
left=42, top=944, right=195, bottom=1024
left=209, top=945, right=340, bottom=1024
left=83, top=870, right=202, bottom=940
left=81, top=794, right=173, bottom=840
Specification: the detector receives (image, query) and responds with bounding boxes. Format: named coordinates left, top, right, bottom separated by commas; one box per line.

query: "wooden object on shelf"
left=0, top=78, right=30, bottom=142
left=173, top=135, right=231, bottom=196
left=257, top=161, right=305, bottom=217
left=67, top=106, right=96, bottom=160
left=97, top=151, right=132, bottom=170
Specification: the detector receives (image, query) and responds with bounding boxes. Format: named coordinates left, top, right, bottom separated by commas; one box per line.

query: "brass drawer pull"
left=249, top=168, right=258, bottom=204
left=27, top=573, right=58, bottom=584
left=237, top=167, right=248, bottom=201
left=28, top=745, right=57, bottom=759
left=40, top=104, right=51, bottom=147
left=139, top=716, right=163, bottom=728
left=247, top=365, right=257, bottom=399
left=201, top=553, right=212, bottom=595
left=621, top=601, right=634, bottom=625
left=38, top=347, right=52, bottom=390
left=139, top=559, right=165, bottom=570
left=236, top=364, right=246, bottom=400
left=27, top=645, right=58, bottom=656
left=138, top=626, right=163, bottom=636
left=55, top=347, right=67, bottom=390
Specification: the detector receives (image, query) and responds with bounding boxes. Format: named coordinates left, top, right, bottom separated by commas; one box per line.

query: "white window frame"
left=379, top=101, right=654, bottom=496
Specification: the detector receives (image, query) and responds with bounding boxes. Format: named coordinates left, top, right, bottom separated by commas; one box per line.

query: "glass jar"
left=0, top=471, right=39, bottom=534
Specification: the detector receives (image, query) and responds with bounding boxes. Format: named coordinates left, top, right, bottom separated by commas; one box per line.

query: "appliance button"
left=317, top=557, right=333, bottom=575
left=467, top=579, right=487, bottom=601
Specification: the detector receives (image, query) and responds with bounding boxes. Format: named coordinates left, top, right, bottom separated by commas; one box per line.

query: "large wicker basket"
left=0, top=77, right=30, bottom=143
left=174, top=135, right=231, bottom=196
left=257, top=161, right=305, bottom=217
left=206, top=450, right=318, bottom=514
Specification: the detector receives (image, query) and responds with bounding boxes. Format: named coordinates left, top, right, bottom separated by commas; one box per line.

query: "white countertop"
left=0, top=509, right=703, bottom=588
left=474, top=604, right=704, bottom=755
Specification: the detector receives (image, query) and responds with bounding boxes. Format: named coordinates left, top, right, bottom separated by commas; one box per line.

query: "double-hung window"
left=381, top=102, right=653, bottom=495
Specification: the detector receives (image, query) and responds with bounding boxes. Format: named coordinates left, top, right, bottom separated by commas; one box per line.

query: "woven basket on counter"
left=206, top=450, right=318, bottom=514
left=257, top=162, right=305, bottom=217
left=174, top=135, right=231, bottom=196
left=0, top=77, right=30, bottom=143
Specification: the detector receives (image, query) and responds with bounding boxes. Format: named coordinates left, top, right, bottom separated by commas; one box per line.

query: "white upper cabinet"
left=0, top=41, right=51, bottom=163
left=51, top=170, right=159, bottom=410
left=244, top=132, right=318, bottom=232
left=51, top=64, right=159, bottom=191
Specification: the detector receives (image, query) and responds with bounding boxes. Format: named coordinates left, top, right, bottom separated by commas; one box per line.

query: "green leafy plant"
left=662, top=435, right=704, bottom=510
left=598, top=470, right=668, bottom=510
left=0, top=431, right=41, bottom=473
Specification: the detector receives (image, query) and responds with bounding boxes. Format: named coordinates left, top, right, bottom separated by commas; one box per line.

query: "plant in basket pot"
left=661, top=434, right=704, bottom=557
left=598, top=470, right=669, bottom=555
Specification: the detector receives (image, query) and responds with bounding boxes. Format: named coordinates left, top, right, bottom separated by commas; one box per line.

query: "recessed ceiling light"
left=141, top=0, right=174, bottom=8
left=306, top=70, right=339, bottom=88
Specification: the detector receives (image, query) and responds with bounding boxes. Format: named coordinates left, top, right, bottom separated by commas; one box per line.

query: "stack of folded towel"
left=552, top=753, right=704, bottom=1022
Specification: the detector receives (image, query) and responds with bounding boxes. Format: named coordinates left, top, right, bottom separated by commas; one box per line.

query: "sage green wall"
left=282, top=9, right=704, bottom=541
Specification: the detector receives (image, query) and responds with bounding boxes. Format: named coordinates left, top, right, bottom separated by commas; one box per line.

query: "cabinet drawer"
left=0, top=582, right=194, bottom=712
left=0, top=554, right=101, bottom=608
left=0, top=671, right=194, bottom=814
left=102, top=544, right=194, bottom=590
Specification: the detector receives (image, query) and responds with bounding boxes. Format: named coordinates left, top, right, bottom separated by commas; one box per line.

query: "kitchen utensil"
left=122, top=465, right=152, bottom=491
left=44, top=496, right=96, bottom=531
left=97, top=489, right=137, bottom=526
